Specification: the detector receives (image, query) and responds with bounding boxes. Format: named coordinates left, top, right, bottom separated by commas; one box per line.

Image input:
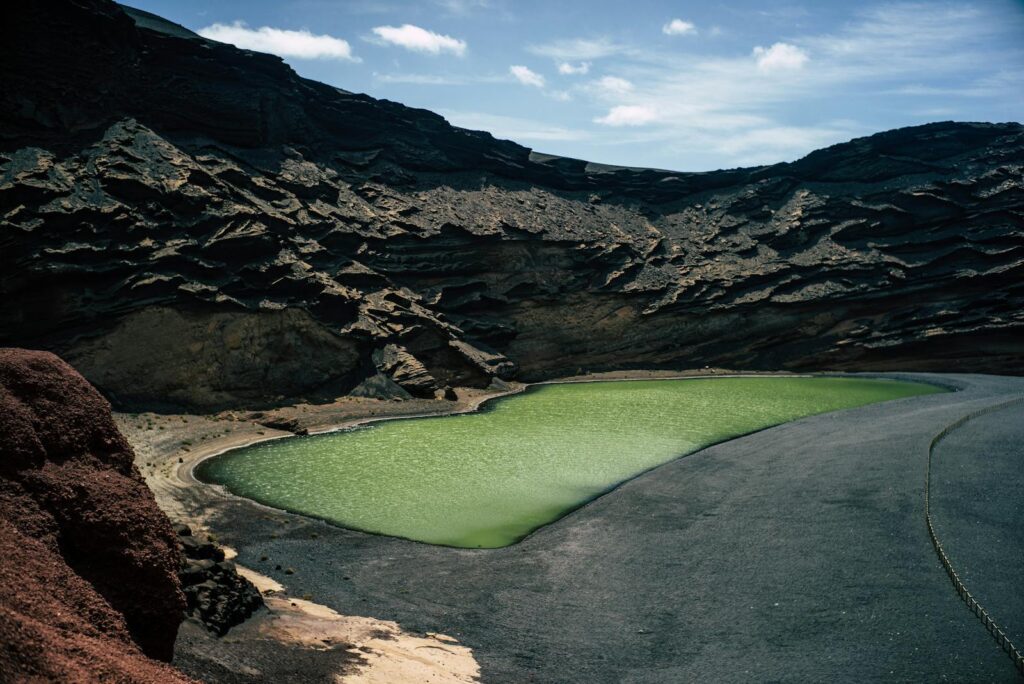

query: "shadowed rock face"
left=1, top=0, right=1022, bottom=411
left=0, top=348, right=192, bottom=681
left=174, top=523, right=264, bottom=637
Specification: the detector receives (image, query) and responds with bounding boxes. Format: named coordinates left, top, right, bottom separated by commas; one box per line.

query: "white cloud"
left=374, top=72, right=510, bottom=86
left=662, top=19, right=696, bottom=36
left=510, top=65, right=545, bottom=87
left=889, top=70, right=1024, bottom=98
left=577, top=3, right=1021, bottom=166
left=374, top=72, right=463, bottom=85
left=752, top=43, right=809, bottom=71
left=594, top=105, right=658, bottom=126
left=198, top=21, right=358, bottom=60
left=593, top=76, right=633, bottom=95
left=714, top=126, right=847, bottom=161
left=912, top=106, right=960, bottom=117
left=428, top=2, right=1022, bottom=170
left=527, top=37, right=623, bottom=60
left=441, top=110, right=591, bottom=142
left=371, top=24, right=466, bottom=55
left=558, top=61, right=591, bottom=75
left=800, top=4, right=1008, bottom=80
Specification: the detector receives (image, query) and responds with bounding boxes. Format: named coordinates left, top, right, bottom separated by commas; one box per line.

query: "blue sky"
left=126, top=0, right=1024, bottom=171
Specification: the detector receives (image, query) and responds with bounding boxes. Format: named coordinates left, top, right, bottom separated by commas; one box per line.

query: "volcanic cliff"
left=1, top=1, right=1022, bottom=411
left=0, top=348, right=193, bottom=682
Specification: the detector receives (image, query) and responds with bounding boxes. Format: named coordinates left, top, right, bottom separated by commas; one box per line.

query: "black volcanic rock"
left=174, top=524, right=264, bottom=637
left=1, top=0, right=1022, bottom=410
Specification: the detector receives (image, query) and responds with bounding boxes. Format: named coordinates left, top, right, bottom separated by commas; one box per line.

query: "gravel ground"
left=169, top=373, right=1024, bottom=683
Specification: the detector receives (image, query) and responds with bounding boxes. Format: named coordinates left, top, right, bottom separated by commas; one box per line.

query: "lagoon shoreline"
left=118, top=369, right=1019, bottom=682
left=121, top=367, right=789, bottom=519
left=117, top=367, right=797, bottom=680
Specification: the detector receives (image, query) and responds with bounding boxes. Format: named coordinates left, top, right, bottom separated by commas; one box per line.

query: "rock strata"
left=0, top=1, right=1021, bottom=411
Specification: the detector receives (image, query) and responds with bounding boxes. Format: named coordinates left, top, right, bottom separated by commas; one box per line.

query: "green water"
left=196, top=376, right=942, bottom=548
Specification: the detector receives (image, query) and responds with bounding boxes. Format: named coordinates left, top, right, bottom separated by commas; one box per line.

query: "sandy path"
left=117, top=390, right=515, bottom=683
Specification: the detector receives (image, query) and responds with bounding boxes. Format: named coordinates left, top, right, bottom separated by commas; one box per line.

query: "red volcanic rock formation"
left=0, top=348, right=194, bottom=681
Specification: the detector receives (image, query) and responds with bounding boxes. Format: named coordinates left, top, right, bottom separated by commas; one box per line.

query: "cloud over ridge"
left=662, top=19, right=696, bottom=36
left=752, top=42, right=809, bottom=71
left=372, top=24, right=467, bottom=55
left=510, top=65, right=545, bottom=87
left=198, top=21, right=358, bottom=60
left=558, top=61, right=591, bottom=75
left=595, top=105, right=658, bottom=126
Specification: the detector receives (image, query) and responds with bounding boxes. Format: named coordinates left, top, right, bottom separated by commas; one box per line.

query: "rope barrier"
left=925, top=396, right=1024, bottom=678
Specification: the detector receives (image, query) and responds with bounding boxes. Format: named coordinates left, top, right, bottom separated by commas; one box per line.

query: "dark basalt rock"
left=0, top=0, right=1022, bottom=411
left=0, top=348, right=193, bottom=681
left=248, top=414, right=309, bottom=435
left=174, top=524, right=264, bottom=636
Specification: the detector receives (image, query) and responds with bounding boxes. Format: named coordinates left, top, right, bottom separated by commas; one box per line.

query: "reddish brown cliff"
left=0, top=348, right=194, bottom=681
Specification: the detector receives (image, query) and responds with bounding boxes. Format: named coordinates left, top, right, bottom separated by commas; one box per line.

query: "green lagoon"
left=196, top=376, right=942, bottom=548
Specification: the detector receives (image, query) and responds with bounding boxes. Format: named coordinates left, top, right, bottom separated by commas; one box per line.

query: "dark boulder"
left=175, top=524, right=265, bottom=636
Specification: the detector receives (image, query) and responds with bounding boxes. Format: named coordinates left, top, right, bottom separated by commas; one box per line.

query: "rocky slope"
left=0, top=348, right=193, bottom=681
left=1, top=0, right=1022, bottom=411
left=175, top=523, right=265, bottom=637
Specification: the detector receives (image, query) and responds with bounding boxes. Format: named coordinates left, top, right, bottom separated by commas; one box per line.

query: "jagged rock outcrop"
left=1, top=0, right=1022, bottom=411
left=0, top=348, right=193, bottom=681
left=373, top=344, right=440, bottom=398
left=174, top=524, right=264, bottom=636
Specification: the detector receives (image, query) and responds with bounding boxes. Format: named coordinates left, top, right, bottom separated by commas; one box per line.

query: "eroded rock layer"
left=0, top=348, right=192, bottom=681
left=2, top=0, right=1022, bottom=410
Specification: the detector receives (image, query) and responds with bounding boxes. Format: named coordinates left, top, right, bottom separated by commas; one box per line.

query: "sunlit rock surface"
left=1, top=0, right=1022, bottom=410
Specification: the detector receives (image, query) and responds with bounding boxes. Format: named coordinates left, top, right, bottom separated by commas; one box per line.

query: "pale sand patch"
left=116, top=389, right=516, bottom=682
left=232, top=561, right=479, bottom=683
left=115, top=388, right=516, bottom=528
